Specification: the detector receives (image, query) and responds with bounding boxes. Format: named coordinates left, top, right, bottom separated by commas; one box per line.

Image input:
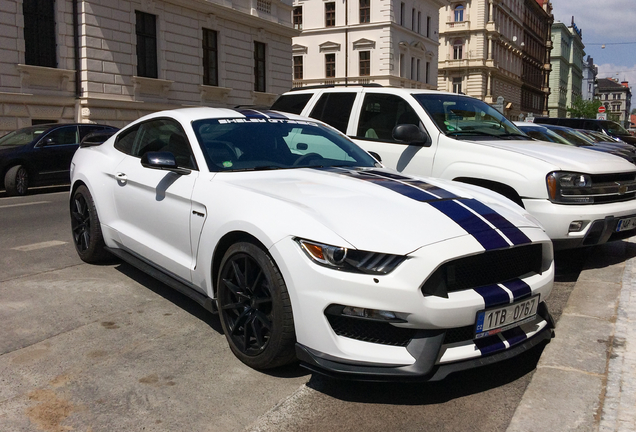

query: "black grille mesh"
left=326, top=315, right=416, bottom=346
left=421, top=244, right=543, bottom=297
left=443, top=325, right=475, bottom=344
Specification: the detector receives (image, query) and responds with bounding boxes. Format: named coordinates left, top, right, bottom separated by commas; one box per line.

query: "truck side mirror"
left=392, top=124, right=431, bottom=147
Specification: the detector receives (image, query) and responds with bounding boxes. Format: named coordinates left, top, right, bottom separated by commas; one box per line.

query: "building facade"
left=438, top=0, right=552, bottom=120
left=290, top=0, right=449, bottom=89
left=597, top=78, right=632, bottom=128
left=547, top=18, right=584, bottom=118
left=0, top=0, right=297, bottom=134
left=581, top=55, right=597, bottom=101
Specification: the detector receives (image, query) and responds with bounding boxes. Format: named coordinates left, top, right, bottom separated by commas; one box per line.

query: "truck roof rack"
left=288, top=83, right=383, bottom=92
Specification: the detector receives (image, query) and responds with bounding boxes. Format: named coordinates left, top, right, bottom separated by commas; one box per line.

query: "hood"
left=218, top=167, right=540, bottom=254
left=474, top=139, right=636, bottom=173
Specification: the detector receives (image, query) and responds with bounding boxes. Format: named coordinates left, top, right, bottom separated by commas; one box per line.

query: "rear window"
left=271, top=94, right=313, bottom=115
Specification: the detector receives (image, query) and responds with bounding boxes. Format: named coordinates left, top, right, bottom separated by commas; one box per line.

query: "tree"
left=566, top=97, right=602, bottom=119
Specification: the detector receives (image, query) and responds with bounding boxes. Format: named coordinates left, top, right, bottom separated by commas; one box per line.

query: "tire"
left=70, top=185, right=110, bottom=263
left=217, top=242, right=296, bottom=369
left=4, top=165, right=29, bottom=196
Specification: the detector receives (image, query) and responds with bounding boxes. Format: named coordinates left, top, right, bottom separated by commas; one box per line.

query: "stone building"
left=597, top=77, right=632, bottom=128
left=581, top=55, right=597, bottom=101
left=437, top=0, right=552, bottom=120
left=547, top=18, right=584, bottom=118
left=0, top=0, right=297, bottom=134
left=290, top=0, right=449, bottom=89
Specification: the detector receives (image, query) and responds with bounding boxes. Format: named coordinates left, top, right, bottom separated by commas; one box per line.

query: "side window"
left=356, top=93, right=420, bottom=141
left=309, top=92, right=357, bottom=133
left=133, top=119, right=197, bottom=170
left=41, top=126, right=79, bottom=146
left=114, top=124, right=140, bottom=155
left=79, top=125, right=107, bottom=140
left=270, top=94, right=313, bottom=115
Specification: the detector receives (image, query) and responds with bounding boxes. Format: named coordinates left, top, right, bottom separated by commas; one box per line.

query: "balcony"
left=445, top=20, right=470, bottom=33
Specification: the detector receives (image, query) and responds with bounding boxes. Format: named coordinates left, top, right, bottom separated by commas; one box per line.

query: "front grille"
left=421, top=244, right=543, bottom=297
left=326, top=315, right=416, bottom=346
left=443, top=325, right=474, bottom=344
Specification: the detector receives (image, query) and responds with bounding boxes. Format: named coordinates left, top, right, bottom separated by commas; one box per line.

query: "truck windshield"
left=412, top=93, right=529, bottom=140
left=599, top=120, right=631, bottom=137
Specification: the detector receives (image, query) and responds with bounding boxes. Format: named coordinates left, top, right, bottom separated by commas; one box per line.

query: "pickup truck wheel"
left=217, top=242, right=296, bottom=369
left=5, top=165, right=29, bottom=196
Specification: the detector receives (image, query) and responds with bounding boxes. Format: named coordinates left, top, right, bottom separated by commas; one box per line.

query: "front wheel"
left=70, top=185, right=110, bottom=263
left=5, top=165, right=29, bottom=196
left=217, top=242, right=296, bottom=369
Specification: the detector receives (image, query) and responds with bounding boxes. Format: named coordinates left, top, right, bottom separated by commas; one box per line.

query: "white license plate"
left=616, top=216, right=636, bottom=232
left=475, top=295, right=539, bottom=339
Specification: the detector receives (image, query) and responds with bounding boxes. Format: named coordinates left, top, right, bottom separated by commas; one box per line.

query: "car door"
left=111, top=118, right=199, bottom=283
left=349, top=92, right=436, bottom=174
left=33, top=125, right=80, bottom=183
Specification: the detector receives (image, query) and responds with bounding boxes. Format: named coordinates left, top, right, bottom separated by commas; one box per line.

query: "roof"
left=597, top=78, right=630, bottom=91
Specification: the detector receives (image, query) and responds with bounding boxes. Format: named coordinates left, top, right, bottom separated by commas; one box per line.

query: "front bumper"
left=297, top=302, right=555, bottom=381
left=523, top=198, right=636, bottom=249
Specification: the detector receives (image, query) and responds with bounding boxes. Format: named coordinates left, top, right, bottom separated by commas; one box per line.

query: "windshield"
left=412, top=93, right=528, bottom=139
left=0, top=125, right=50, bottom=147
left=599, top=120, right=631, bottom=136
left=192, top=118, right=378, bottom=171
left=518, top=125, right=572, bottom=145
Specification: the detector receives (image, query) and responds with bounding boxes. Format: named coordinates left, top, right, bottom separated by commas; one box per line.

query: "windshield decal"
left=236, top=109, right=289, bottom=120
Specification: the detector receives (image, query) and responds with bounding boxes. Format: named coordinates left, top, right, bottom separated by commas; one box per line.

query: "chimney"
left=621, top=81, right=629, bottom=88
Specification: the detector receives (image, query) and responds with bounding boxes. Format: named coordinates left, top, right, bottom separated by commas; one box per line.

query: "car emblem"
left=616, top=182, right=628, bottom=195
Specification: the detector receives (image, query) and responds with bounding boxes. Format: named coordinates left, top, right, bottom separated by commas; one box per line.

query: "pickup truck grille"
left=561, top=173, right=636, bottom=204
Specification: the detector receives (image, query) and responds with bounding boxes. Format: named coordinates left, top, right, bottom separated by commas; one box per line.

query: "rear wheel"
left=4, top=165, right=29, bottom=196
left=217, top=242, right=296, bottom=369
left=70, top=185, right=110, bottom=263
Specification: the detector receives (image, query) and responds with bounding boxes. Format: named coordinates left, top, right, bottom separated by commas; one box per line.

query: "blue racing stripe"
left=428, top=200, right=510, bottom=250
left=475, top=336, right=506, bottom=355
left=238, top=109, right=268, bottom=119
left=501, top=326, right=527, bottom=347
left=334, top=169, right=441, bottom=201
left=502, top=279, right=532, bottom=301
left=368, top=170, right=459, bottom=199
left=474, top=284, right=511, bottom=308
left=461, top=199, right=532, bottom=245
left=260, top=110, right=289, bottom=119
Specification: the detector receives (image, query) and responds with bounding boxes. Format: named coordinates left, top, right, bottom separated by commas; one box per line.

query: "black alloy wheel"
left=217, top=242, right=296, bottom=369
left=4, top=165, right=29, bottom=196
left=70, top=185, right=110, bottom=263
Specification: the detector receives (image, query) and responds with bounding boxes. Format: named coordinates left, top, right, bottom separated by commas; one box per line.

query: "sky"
left=550, top=0, right=636, bottom=109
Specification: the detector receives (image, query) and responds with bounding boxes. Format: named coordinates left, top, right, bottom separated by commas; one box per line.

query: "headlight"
left=296, top=238, right=406, bottom=275
left=546, top=171, right=593, bottom=203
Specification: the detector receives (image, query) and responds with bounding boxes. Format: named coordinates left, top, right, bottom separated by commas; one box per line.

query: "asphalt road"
left=0, top=188, right=584, bottom=432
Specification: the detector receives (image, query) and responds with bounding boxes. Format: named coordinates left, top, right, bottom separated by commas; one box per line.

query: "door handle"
left=115, top=172, right=127, bottom=184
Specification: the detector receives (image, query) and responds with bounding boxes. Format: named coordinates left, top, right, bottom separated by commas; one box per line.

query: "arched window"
left=453, top=39, right=463, bottom=59
left=454, top=4, right=464, bottom=22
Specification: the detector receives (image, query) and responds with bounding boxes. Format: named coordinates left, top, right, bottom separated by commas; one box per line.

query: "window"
left=325, top=2, right=335, bottom=27
left=359, top=51, right=370, bottom=76
left=417, top=59, right=421, bottom=82
left=400, top=2, right=405, bottom=26
left=360, top=0, right=370, bottom=23
left=453, top=40, right=463, bottom=59
left=356, top=93, right=420, bottom=141
left=202, top=29, right=218, bottom=86
left=132, top=119, right=196, bottom=169
left=41, top=126, right=79, bottom=146
left=309, top=93, right=357, bottom=133
left=454, top=4, right=464, bottom=22
left=135, top=11, right=158, bottom=78
left=411, top=58, right=415, bottom=80
left=418, top=12, right=422, bottom=34
left=325, top=54, right=336, bottom=78
left=425, top=61, right=430, bottom=84
left=23, top=0, right=56, bottom=68
left=426, top=16, right=431, bottom=38
left=257, top=0, right=271, bottom=14
left=293, top=6, right=302, bottom=30
left=254, top=42, right=266, bottom=92
left=411, top=8, right=416, bottom=30
left=293, top=56, right=303, bottom=80
left=270, top=93, right=313, bottom=115
left=452, top=77, right=462, bottom=94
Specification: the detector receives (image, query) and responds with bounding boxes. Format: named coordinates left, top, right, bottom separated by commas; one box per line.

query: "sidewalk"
left=507, top=238, right=636, bottom=432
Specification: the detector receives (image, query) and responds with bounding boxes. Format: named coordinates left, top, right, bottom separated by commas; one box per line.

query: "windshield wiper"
left=446, top=130, right=497, bottom=136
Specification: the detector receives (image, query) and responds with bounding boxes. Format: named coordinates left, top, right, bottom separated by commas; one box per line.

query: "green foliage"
left=566, top=97, right=602, bottom=119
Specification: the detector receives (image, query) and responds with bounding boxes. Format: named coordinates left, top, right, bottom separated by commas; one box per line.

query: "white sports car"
left=70, top=107, right=555, bottom=380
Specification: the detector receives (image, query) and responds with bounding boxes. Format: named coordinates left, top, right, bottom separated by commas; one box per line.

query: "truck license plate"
left=616, top=216, right=636, bottom=232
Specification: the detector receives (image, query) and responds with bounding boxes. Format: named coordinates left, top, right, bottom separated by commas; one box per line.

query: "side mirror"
left=392, top=124, right=431, bottom=147
left=141, top=151, right=191, bottom=175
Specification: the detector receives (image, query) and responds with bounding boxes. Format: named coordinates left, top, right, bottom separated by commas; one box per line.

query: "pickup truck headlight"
left=296, top=238, right=406, bottom=275
left=547, top=171, right=593, bottom=203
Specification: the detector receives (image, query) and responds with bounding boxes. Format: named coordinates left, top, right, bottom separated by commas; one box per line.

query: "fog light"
left=342, top=306, right=397, bottom=321
left=568, top=221, right=585, bottom=232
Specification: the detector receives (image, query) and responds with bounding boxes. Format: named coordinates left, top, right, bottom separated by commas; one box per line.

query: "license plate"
left=616, top=216, right=636, bottom=232
left=475, top=295, right=539, bottom=339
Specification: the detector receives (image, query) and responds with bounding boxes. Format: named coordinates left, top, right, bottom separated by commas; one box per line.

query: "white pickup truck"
left=271, top=86, right=636, bottom=249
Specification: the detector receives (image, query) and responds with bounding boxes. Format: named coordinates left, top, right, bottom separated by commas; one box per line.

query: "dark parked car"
left=0, top=123, right=118, bottom=196
left=533, top=117, right=636, bottom=146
